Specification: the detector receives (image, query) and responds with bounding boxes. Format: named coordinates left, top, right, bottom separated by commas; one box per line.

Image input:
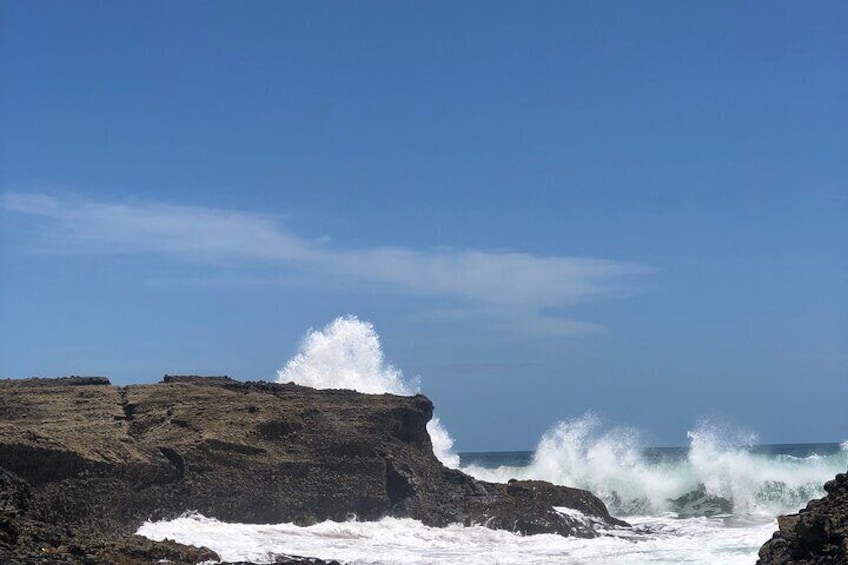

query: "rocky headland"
left=757, top=470, right=848, bottom=565
left=0, top=376, right=627, bottom=564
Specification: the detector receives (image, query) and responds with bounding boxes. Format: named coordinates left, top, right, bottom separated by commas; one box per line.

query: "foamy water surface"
left=138, top=512, right=777, bottom=565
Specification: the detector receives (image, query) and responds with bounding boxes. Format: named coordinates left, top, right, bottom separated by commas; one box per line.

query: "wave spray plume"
left=277, top=315, right=460, bottom=468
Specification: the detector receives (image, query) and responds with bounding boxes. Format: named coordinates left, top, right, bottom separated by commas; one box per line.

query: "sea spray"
left=277, top=316, right=416, bottom=395
left=685, top=423, right=840, bottom=517
left=461, top=414, right=847, bottom=518
left=276, top=315, right=460, bottom=468
left=462, top=413, right=689, bottom=514
left=427, top=416, right=461, bottom=468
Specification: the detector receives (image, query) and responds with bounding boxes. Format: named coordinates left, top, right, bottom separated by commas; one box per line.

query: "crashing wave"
left=462, top=414, right=847, bottom=518
left=277, top=315, right=460, bottom=468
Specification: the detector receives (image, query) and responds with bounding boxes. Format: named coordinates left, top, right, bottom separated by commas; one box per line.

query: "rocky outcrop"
left=757, top=471, right=848, bottom=565
left=669, top=484, right=733, bottom=518
left=1, top=376, right=626, bottom=563
left=0, top=463, right=228, bottom=565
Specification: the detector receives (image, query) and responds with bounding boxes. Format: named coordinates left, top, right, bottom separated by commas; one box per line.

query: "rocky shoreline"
left=2, top=375, right=843, bottom=564
left=1, top=376, right=626, bottom=564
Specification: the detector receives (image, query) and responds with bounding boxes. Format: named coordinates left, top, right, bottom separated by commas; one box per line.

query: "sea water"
left=137, top=316, right=848, bottom=564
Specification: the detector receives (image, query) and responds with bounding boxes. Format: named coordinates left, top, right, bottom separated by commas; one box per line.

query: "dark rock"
left=669, top=484, right=734, bottom=517
left=757, top=470, right=848, bottom=565
left=162, top=374, right=235, bottom=384
left=0, top=377, right=111, bottom=388
left=468, top=479, right=629, bottom=536
left=0, top=468, right=30, bottom=550
left=0, top=376, right=628, bottom=563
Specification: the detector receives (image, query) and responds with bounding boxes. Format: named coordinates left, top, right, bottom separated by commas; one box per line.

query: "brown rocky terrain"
left=757, top=471, right=848, bottom=565
left=0, top=376, right=627, bottom=564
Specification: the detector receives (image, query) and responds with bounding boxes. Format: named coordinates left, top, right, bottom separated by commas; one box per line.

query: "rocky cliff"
left=0, top=376, right=626, bottom=564
left=757, top=471, right=848, bottom=565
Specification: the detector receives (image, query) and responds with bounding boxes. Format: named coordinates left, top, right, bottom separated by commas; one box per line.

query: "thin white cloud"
left=335, top=248, right=643, bottom=307
left=2, top=192, right=312, bottom=262
left=2, top=192, right=651, bottom=333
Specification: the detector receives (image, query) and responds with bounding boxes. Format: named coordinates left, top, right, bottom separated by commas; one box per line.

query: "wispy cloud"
left=2, top=192, right=312, bottom=262
left=2, top=192, right=651, bottom=334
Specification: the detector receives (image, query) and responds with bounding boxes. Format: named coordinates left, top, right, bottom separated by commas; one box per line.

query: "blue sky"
left=2, top=1, right=846, bottom=450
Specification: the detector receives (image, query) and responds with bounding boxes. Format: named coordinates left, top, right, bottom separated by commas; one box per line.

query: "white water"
left=138, top=512, right=777, bottom=565
left=139, top=316, right=847, bottom=564
left=276, top=315, right=460, bottom=468
left=277, top=316, right=416, bottom=396
left=462, top=414, right=845, bottom=518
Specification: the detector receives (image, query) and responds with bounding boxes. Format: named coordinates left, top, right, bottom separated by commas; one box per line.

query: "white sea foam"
left=137, top=512, right=776, bottom=565
left=276, top=315, right=460, bottom=468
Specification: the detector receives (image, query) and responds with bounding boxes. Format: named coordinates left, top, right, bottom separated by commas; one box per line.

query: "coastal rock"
left=757, top=471, right=848, bottom=565
left=669, top=484, right=733, bottom=517
left=0, top=376, right=626, bottom=563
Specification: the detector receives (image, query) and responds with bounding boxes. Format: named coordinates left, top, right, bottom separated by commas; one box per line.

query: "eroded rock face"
left=0, top=376, right=626, bottom=563
left=757, top=471, right=848, bottom=565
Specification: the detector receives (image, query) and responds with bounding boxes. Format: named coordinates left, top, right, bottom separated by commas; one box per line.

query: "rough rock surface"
left=1, top=376, right=626, bottom=563
left=757, top=471, right=848, bottom=565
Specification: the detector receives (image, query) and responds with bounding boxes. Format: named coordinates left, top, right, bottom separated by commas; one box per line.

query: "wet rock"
left=757, top=471, right=848, bottom=564
left=669, top=484, right=734, bottom=517
left=475, top=479, right=629, bottom=536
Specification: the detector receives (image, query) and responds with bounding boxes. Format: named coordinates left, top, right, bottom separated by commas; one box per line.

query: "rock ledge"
left=1, top=376, right=627, bottom=564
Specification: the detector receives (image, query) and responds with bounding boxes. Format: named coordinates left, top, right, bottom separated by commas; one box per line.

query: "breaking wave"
left=462, top=413, right=847, bottom=518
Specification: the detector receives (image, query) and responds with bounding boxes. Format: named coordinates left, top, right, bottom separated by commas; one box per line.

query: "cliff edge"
left=0, top=376, right=626, bottom=564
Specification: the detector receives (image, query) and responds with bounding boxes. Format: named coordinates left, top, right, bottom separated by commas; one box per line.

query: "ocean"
left=136, top=317, right=847, bottom=564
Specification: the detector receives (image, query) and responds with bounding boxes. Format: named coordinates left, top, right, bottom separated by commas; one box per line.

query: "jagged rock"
left=757, top=471, right=848, bottom=564
left=0, top=376, right=627, bottom=564
left=480, top=479, right=629, bottom=536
